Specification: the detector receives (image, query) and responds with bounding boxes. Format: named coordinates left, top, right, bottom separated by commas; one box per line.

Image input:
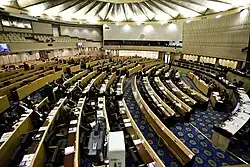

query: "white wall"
left=60, top=26, right=102, bottom=41
left=32, top=22, right=53, bottom=34
left=0, top=51, right=40, bottom=65
left=183, top=10, right=250, bottom=61
left=118, top=50, right=158, bottom=59
left=104, top=23, right=183, bottom=41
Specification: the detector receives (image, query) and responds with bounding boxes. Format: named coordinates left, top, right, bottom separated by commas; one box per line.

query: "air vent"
left=105, top=27, right=110, bottom=30
left=201, top=16, right=207, bottom=19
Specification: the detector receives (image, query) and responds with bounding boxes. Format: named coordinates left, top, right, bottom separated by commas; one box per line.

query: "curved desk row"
left=80, top=70, right=98, bottom=87
left=164, top=79, right=197, bottom=106
left=155, top=77, right=192, bottom=117
left=86, top=59, right=109, bottom=68
left=132, top=75, right=195, bottom=166
left=177, top=80, right=209, bottom=103
left=212, top=88, right=250, bottom=150
left=118, top=99, right=165, bottom=167
left=0, top=69, right=95, bottom=167
left=143, top=76, right=175, bottom=118
left=187, top=72, right=210, bottom=96
left=142, top=61, right=163, bottom=72
left=30, top=97, right=67, bottom=167
left=0, top=69, right=55, bottom=97
left=17, top=70, right=64, bottom=100
left=63, top=70, right=88, bottom=86
left=0, top=69, right=44, bottom=87
left=128, top=65, right=142, bottom=77
left=0, top=68, right=24, bottom=78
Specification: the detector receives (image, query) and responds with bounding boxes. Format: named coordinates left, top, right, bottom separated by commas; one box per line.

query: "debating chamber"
left=0, top=0, right=250, bottom=167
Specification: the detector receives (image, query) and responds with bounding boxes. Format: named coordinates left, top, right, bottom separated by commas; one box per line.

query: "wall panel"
left=183, top=11, right=250, bottom=61
left=60, top=26, right=102, bottom=41
left=32, top=22, right=52, bottom=34
left=104, top=23, right=183, bottom=41
left=3, top=27, right=32, bottom=33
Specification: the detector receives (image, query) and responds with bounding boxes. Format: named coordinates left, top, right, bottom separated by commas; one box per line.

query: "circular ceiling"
left=3, top=0, right=250, bottom=23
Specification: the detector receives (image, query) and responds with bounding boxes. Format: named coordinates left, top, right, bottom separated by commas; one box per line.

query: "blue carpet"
left=190, top=104, right=228, bottom=139
left=181, top=74, right=250, bottom=163
left=124, top=77, right=243, bottom=166
left=124, top=77, right=182, bottom=166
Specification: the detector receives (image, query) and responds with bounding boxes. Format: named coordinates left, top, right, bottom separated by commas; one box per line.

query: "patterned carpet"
left=181, top=75, right=250, bottom=163
left=123, top=76, right=243, bottom=166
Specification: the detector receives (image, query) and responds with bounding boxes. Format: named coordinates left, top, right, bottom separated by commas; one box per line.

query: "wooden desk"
left=178, top=80, right=209, bottom=103
left=0, top=95, right=10, bottom=114
left=70, top=65, right=81, bottom=73
left=0, top=69, right=44, bottom=87
left=143, top=61, right=163, bottom=72
left=111, top=64, right=122, bottom=73
left=118, top=63, right=136, bottom=72
left=128, top=65, right=142, bottom=77
left=17, top=70, right=63, bottom=100
left=0, top=70, right=55, bottom=97
left=188, top=72, right=209, bottom=96
left=0, top=69, right=36, bottom=83
left=166, top=80, right=197, bottom=106
left=107, top=72, right=117, bottom=89
left=81, top=71, right=97, bottom=87
left=0, top=110, right=34, bottom=167
left=94, top=71, right=107, bottom=87
left=63, top=70, right=88, bottom=86
left=155, top=77, right=192, bottom=116
left=143, top=77, right=175, bottom=117
left=119, top=99, right=165, bottom=167
left=133, top=75, right=195, bottom=166
left=30, top=98, right=67, bottom=167
left=0, top=69, right=23, bottom=78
